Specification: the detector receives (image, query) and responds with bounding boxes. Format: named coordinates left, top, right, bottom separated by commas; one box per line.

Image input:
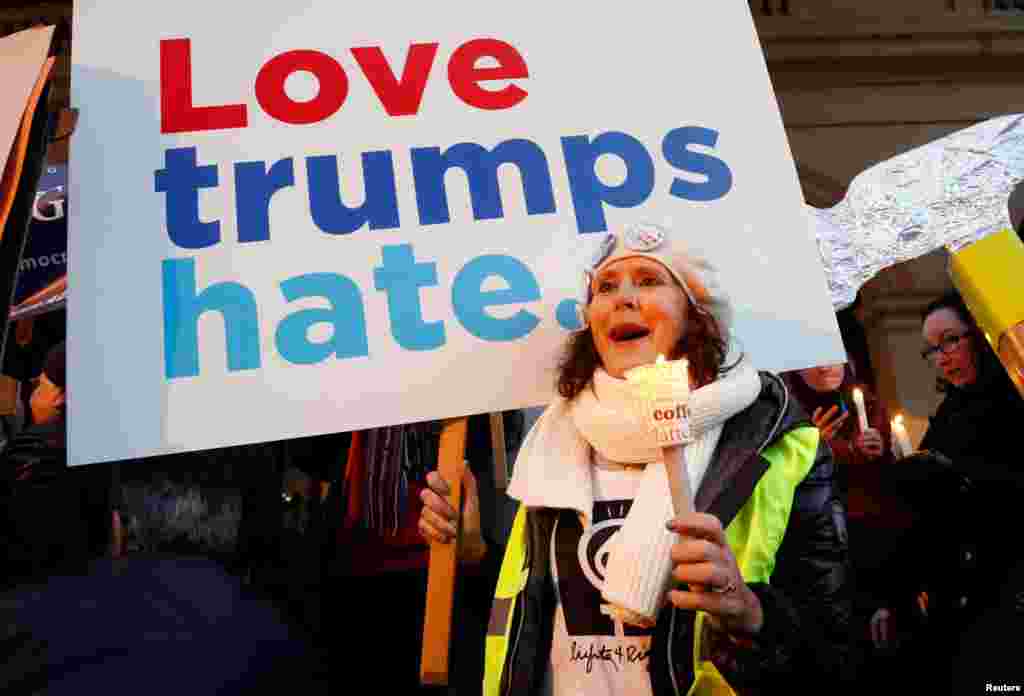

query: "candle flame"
left=894, top=414, right=904, bottom=426
left=853, top=387, right=862, bottom=398
left=656, top=354, right=666, bottom=364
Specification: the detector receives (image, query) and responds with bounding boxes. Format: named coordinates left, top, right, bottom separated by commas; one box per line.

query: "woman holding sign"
left=420, top=223, right=857, bottom=695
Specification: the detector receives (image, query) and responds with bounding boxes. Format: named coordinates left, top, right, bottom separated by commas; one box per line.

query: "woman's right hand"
left=811, top=405, right=849, bottom=443
left=418, top=467, right=487, bottom=563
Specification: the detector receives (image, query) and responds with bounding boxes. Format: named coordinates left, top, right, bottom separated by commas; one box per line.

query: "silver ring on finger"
left=713, top=579, right=738, bottom=595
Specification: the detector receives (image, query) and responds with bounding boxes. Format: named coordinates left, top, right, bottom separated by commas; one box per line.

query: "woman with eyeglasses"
left=870, top=290, right=1024, bottom=691
left=917, top=290, right=1024, bottom=490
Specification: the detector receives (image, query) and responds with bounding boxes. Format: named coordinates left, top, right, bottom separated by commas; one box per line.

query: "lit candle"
left=630, top=354, right=689, bottom=399
left=852, top=387, right=869, bottom=432
left=891, top=414, right=913, bottom=459
left=625, top=353, right=692, bottom=515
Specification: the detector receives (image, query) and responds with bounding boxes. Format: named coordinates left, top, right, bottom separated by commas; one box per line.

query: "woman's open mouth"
left=609, top=323, right=651, bottom=343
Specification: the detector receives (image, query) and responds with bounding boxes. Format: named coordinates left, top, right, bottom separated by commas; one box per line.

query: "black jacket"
left=499, top=373, right=858, bottom=695
left=1, top=419, right=116, bottom=588
left=919, top=362, right=1024, bottom=494
left=886, top=363, right=1024, bottom=638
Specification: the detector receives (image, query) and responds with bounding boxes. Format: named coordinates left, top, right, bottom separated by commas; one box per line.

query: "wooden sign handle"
left=489, top=411, right=508, bottom=489
left=420, top=416, right=469, bottom=686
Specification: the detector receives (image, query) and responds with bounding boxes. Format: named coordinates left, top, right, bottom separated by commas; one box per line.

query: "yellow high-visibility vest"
left=484, top=426, right=820, bottom=696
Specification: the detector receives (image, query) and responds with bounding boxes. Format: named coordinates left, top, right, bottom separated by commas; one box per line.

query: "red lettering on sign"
left=159, top=38, right=530, bottom=133
left=351, top=43, right=439, bottom=116
left=160, top=39, right=247, bottom=134
left=448, top=38, right=529, bottom=111
left=255, top=50, right=349, bottom=125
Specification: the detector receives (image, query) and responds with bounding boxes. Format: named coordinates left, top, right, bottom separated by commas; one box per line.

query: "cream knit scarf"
left=507, top=358, right=762, bottom=624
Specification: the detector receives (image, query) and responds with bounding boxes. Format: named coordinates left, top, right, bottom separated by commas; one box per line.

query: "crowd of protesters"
left=2, top=217, right=1023, bottom=694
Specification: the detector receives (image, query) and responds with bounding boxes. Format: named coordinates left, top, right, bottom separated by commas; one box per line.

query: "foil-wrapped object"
left=811, top=113, right=1024, bottom=311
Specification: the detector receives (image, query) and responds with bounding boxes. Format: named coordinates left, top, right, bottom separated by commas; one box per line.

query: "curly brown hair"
left=556, top=308, right=732, bottom=401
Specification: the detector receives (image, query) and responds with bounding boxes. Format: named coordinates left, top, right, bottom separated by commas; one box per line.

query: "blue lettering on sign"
left=411, top=140, right=557, bottom=226
left=452, top=254, right=541, bottom=341
left=234, top=157, right=296, bottom=243
left=307, top=151, right=401, bottom=234
left=561, top=131, right=655, bottom=234
left=276, top=273, right=370, bottom=364
left=662, top=126, right=733, bottom=202
left=373, top=244, right=446, bottom=351
left=154, top=147, right=222, bottom=250
left=155, top=127, right=733, bottom=242
left=162, top=258, right=261, bottom=378
left=155, top=125, right=735, bottom=379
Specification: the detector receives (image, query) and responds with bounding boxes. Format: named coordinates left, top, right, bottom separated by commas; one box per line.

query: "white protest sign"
left=68, top=1, right=843, bottom=465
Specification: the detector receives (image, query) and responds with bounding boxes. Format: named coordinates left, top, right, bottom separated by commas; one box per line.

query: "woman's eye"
left=638, top=276, right=661, bottom=287
left=596, top=280, right=616, bottom=294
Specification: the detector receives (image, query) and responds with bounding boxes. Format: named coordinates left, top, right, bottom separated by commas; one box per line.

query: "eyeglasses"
left=921, top=333, right=968, bottom=361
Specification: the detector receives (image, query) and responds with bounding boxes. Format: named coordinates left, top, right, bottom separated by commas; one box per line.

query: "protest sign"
left=0, top=26, right=56, bottom=364
left=0, top=26, right=54, bottom=197
left=69, top=1, right=843, bottom=464
left=11, top=163, right=67, bottom=316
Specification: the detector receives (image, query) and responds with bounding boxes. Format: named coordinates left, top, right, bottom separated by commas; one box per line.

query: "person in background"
left=835, top=293, right=878, bottom=393
left=783, top=363, right=884, bottom=489
left=872, top=290, right=1024, bottom=691
left=782, top=362, right=917, bottom=685
left=1, top=341, right=121, bottom=587
left=1, top=344, right=331, bottom=695
left=782, top=362, right=916, bottom=532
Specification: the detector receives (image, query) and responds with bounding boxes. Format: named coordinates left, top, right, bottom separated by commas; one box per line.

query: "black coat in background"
left=1, top=418, right=117, bottom=588
left=886, top=357, right=1024, bottom=690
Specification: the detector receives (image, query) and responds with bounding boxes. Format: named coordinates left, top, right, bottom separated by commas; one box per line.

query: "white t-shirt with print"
left=543, top=454, right=656, bottom=696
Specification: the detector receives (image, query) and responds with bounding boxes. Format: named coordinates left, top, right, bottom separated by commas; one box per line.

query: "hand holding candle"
left=599, top=353, right=693, bottom=629
left=891, top=414, right=914, bottom=459
left=852, top=387, right=869, bottom=432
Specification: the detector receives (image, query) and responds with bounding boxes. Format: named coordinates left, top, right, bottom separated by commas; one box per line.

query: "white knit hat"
left=579, top=223, right=733, bottom=338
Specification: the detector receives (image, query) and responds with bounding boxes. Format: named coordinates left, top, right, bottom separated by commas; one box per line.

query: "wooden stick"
left=998, top=322, right=1024, bottom=400
left=0, top=374, right=18, bottom=416
left=489, top=412, right=508, bottom=489
left=662, top=445, right=694, bottom=517
left=420, top=416, right=469, bottom=687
